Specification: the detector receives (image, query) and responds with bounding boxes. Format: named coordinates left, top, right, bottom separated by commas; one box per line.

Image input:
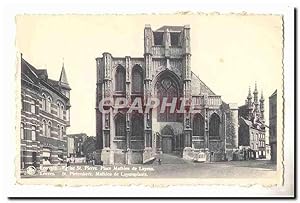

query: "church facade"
left=95, top=25, right=239, bottom=164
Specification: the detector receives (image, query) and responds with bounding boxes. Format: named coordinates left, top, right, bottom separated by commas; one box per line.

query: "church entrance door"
left=162, top=135, right=173, bottom=154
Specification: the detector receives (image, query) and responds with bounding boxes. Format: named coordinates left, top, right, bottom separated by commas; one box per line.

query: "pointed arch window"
left=31, top=126, right=36, bottom=141
left=57, top=124, right=61, bottom=139
left=156, top=76, right=179, bottom=122
left=47, top=121, right=52, bottom=137
left=115, top=113, right=126, bottom=139
left=42, top=120, right=47, bottom=136
left=132, top=65, right=143, bottom=94
left=60, top=126, right=64, bottom=140
left=115, top=65, right=126, bottom=93
left=60, top=105, right=64, bottom=119
left=41, top=94, right=46, bottom=111
left=47, top=96, right=52, bottom=113
left=209, top=113, right=221, bottom=140
left=31, top=100, right=36, bottom=114
left=131, top=113, right=144, bottom=138
left=57, top=102, right=61, bottom=118
left=193, top=114, right=205, bottom=138
left=57, top=102, right=64, bottom=119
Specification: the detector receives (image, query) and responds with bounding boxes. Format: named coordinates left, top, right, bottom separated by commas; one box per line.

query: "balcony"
left=152, top=46, right=165, bottom=57
left=169, top=47, right=182, bottom=57
left=192, top=95, right=222, bottom=108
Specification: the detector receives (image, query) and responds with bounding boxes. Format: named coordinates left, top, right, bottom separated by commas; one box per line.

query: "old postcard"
left=12, top=11, right=293, bottom=197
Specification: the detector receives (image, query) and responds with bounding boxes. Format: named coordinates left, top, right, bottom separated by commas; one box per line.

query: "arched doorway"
left=161, top=125, right=174, bottom=154
left=114, top=113, right=126, bottom=150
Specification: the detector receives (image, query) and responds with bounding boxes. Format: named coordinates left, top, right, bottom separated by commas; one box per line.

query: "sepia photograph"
left=17, top=14, right=283, bottom=181
left=2, top=2, right=295, bottom=198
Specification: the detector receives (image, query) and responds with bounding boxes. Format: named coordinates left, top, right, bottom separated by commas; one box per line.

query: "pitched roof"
left=240, top=117, right=253, bottom=127
left=155, top=25, right=184, bottom=32
left=21, top=56, right=70, bottom=97
left=58, top=64, right=71, bottom=90
left=191, top=71, right=216, bottom=96
left=270, top=89, right=277, bottom=98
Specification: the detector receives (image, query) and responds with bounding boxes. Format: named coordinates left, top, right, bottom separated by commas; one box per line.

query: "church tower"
left=247, top=87, right=253, bottom=120
left=96, top=25, right=238, bottom=164
left=253, top=82, right=259, bottom=116
left=58, top=62, right=71, bottom=123
left=260, top=91, right=265, bottom=122
left=58, top=62, right=71, bottom=98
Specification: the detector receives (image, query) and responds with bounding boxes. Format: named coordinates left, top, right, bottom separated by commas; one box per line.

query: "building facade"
left=20, top=54, right=71, bottom=170
left=238, top=84, right=266, bottom=159
left=95, top=25, right=239, bottom=164
left=66, top=133, right=88, bottom=157
left=67, top=136, right=75, bottom=157
left=269, top=90, right=277, bottom=163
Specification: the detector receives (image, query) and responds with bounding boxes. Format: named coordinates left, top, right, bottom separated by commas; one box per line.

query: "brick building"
left=95, top=25, right=239, bottom=164
left=20, top=54, right=71, bottom=170
left=269, top=90, right=277, bottom=163
left=238, top=84, right=266, bottom=159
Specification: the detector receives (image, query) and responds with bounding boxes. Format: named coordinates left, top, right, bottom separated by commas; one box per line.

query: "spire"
left=259, top=90, right=265, bottom=122
left=260, top=90, right=264, bottom=102
left=253, top=82, right=259, bottom=104
left=247, top=86, right=253, bottom=118
left=59, top=59, right=71, bottom=90
left=247, top=86, right=252, bottom=99
left=253, top=82, right=258, bottom=94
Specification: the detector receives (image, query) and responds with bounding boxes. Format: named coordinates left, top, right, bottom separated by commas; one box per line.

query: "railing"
left=151, top=46, right=182, bottom=57
left=169, top=47, right=182, bottom=56
left=152, top=46, right=165, bottom=56
left=192, top=96, right=204, bottom=106
left=207, top=96, right=222, bottom=106
left=192, top=95, right=222, bottom=107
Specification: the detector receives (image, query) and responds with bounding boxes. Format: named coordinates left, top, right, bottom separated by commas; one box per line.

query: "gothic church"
left=95, top=25, right=239, bottom=164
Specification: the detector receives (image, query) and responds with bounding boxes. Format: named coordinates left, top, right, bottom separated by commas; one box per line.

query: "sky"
left=16, top=14, right=283, bottom=137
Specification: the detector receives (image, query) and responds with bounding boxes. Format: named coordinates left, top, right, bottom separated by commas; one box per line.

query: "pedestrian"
left=158, top=158, right=161, bottom=165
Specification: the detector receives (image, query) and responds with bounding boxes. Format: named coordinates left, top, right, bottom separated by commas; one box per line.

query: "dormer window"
left=153, top=32, right=163, bottom=46
left=170, top=32, right=180, bottom=46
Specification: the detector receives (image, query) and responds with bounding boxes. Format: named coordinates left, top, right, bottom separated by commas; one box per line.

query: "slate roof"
left=21, top=56, right=70, bottom=98
left=191, top=71, right=216, bottom=96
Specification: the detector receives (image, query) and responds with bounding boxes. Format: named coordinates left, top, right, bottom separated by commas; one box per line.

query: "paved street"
left=22, top=154, right=276, bottom=179
left=149, top=154, right=276, bottom=178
